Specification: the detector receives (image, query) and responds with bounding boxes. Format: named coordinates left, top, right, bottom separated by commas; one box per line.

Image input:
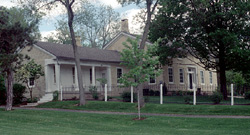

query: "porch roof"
left=36, top=42, right=122, bottom=63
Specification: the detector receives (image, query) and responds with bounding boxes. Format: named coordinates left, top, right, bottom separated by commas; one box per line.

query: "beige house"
left=20, top=19, right=217, bottom=102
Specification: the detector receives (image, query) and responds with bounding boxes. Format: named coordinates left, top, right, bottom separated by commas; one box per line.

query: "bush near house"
left=0, top=82, right=26, bottom=105
left=210, top=91, right=223, bottom=104
left=245, top=91, right=250, bottom=100
left=0, top=76, right=6, bottom=105
left=121, top=91, right=137, bottom=102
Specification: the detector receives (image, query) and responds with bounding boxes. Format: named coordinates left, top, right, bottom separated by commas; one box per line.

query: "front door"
left=188, top=68, right=196, bottom=90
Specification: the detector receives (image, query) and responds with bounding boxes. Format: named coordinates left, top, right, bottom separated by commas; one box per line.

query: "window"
left=72, top=67, right=75, bottom=84
left=179, top=69, right=184, bottom=83
left=200, top=71, right=205, bottom=84
left=168, top=67, right=174, bottom=83
left=53, top=65, right=56, bottom=83
left=117, top=68, right=123, bottom=83
left=149, top=74, right=156, bottom=84
left=29, top=77, right=35, bottom=87
left=90, top=68, right=92, bottom=84
left=209, top=71, right=212, bottom=84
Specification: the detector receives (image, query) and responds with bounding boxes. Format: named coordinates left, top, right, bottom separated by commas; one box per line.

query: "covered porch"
left=44, top=59, right=112, bottom=93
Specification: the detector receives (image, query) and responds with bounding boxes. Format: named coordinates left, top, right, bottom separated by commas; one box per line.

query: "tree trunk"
left=138, top=83, right=145, bottom=107
left=5, top=70, right=13, bottom=111
left=219, top=65, right=227, bottom=100
left=137, top=87, right=141, bottom=119
left=65, top=0, right=86, bottom=105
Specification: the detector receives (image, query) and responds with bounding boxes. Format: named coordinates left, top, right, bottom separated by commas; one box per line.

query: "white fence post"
left=193, top=85, right=196, bottom=105
left=131, top=86, right=133, bottom=103
left=105, top=84, right=107, bottom=102
left=231, top=84, right=234, bottom=106
left=60, top=85, right=63, bottom=101
left=160, top=84, right=163, bottom=104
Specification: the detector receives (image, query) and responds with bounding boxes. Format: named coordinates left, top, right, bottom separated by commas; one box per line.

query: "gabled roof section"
left=103, top=32, right=153, bottom=50
left=36, top=42, right=121, bottom=63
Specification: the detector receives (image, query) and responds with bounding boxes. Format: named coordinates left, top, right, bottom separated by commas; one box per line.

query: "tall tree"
left=119, top=38, right=161, bottom=119
left=149, top=0, right=250, bottom=99
left=117, top=0, right=159, bottom=107
left=18, top=0, right=87, bottom=105
left=0, top=6, right=41, bottom=111
left=44, top=2, right=120, bottom=49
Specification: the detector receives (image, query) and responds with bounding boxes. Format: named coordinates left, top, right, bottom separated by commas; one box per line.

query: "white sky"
left=0, top=0, right=142, bottom=39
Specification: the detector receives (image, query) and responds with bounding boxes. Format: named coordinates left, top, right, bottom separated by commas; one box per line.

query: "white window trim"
left=168, top=67, right=174, bottom=84
left=200, top=70, right=205, bottom=85
left=116, top=67, right=123, bottom=85
left=209, top=71, right=213, bottom=85
left=28, top=78, right=35, bottom=88
left=149, top=74, right=156, bottom=85
left=179, top=68, right=184, bottom=84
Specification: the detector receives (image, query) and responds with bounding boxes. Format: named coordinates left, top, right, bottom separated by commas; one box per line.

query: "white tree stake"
left=231, top=84, right=234, bottom=106
left=105, top=84, right=107, bottom=102
left=60, top=85, right=63, bottom=101
left=193, top=85, right=196, bottom=105
left=160, top=84, right=163, bottom=104
left=131, top=86, right=133, bottom=103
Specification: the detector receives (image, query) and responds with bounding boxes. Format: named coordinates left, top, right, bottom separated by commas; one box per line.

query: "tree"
left=18, top=0, right=87, bottom=105
left=15, top=59, right=44, bottom=101
left=119, top=38, right=161, bottom=119
left=0, top=6, right=41, bottom=111
left=149, top=0, right=250, bottom=99
left=44, top=2, right=120, bottom=49
left=117, top=0, right=159, bottom=107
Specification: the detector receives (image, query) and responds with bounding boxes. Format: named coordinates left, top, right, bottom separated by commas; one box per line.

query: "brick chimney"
left=75, top=36, right=82, bottom=47
left=121, top=19, right=129, bottom=33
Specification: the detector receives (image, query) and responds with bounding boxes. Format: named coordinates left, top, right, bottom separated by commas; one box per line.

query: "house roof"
left=103, top=32, right=153, bottom=49
left=36, top=42, right=121, bottom=63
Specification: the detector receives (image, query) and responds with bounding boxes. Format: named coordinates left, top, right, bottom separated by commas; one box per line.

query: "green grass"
left=145, top=96, right=250, bottom=104
left=37, top=101, right=250, bottom=116
left=0, top=108, right=250, bottom=135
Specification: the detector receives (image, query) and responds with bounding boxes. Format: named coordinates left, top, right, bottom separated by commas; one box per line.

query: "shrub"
left=210, top=91, right=223, bottom=104
left=154, top=91, right=160, bottom=96
left=121, top=91, right=137, bottom=102
left=27, top=97, right=38, bottom=103
left=13, top=83, right=26, bottom=104
left=184, top=96, right=192, bottom=104
left=0, top=76, right=6, bottom=105
left=53, top=91, right=59, bottom=101
left=144, top=96, right=150, bottom=102
left=244, top=91, right=250, bottom=100
left=89, top=86, right=99, bottom=100
left=149, top=90, right=155, bottom=96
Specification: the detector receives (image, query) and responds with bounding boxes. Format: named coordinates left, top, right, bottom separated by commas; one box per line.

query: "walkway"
left=2, top=107, right=249, bottom=119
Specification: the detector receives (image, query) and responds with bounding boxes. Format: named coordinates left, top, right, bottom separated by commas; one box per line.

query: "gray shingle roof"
left=36, top=42, right=121, bottom=63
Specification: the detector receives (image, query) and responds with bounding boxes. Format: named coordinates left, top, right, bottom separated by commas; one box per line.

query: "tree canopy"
left=149, top=0, right=250, bottom=99
left=0, top=6, right=41, bottom=110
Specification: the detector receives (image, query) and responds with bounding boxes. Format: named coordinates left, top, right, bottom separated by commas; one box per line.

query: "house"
left=19, top=19, right=217, bottom=102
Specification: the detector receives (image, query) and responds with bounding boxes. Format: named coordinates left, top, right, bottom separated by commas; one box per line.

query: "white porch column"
left=55, top=64, right=61, bottom=92
left=92, top=66, right=95, bottom=86
left=107, top=67, right=112, bottom=91
left=45, top=64, right=49, bottom=92
left=75, top=65, right=79, bottom=89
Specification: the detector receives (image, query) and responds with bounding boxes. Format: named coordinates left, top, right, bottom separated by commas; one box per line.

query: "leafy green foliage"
left=210, top=92, right=223, bottom=104
left=53, top=91, right=59, bottom=101
left=119, top=38, right=162, bottom=87
left=13, top=83, right=26, bottom=104
left=245, top=91, right=250, bottom=100
left=89, top=86, right=99, bottom=100
left=226, top=71, right=246, bottom=86
left=0, top=6, right=41, bottom=73
left=121, top=91, right=137, bottom=102
left=149, top=0, right=250, bottom=99
left=0, top=75, right=6, bottom=105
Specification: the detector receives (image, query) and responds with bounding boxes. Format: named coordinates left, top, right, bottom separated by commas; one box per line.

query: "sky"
left=0, top=0, right=142, bottom=40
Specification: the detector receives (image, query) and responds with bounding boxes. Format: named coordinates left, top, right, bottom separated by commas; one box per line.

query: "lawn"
left=145, top=96, right=250, bottom=104
left=0, top=108, right=250, bottom=135
left=37, top=101, right=250, bottom=116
